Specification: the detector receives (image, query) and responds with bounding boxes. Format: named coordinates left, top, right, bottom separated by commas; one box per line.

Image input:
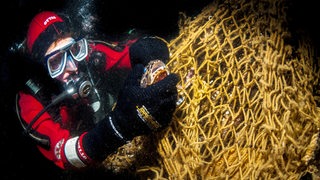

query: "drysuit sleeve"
left=88, top=36, right=170, bottom=71
left=17, top=91, right=94, bottom=169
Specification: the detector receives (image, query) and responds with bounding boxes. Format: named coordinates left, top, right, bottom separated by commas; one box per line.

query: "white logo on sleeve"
left=54, top=138, right=65, bottom=160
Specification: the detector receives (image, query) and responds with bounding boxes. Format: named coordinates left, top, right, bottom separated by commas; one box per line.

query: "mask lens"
left=69, top=39, right=88, bottom=61
left=46, top=51, right=67, bottom=78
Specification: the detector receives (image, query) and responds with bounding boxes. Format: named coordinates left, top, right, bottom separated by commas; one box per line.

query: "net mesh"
left=103, top=0, right=320, bottom=179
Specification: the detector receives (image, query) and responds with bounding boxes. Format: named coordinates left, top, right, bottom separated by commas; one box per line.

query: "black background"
left=0, top=0, right=318, bottom=179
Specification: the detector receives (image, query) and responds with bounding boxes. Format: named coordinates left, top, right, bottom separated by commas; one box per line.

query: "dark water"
left=0, top=0, right=318, bottom=179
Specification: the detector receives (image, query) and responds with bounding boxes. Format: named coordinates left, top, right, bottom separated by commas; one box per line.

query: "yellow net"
left=103, top=0, right=320, bottom=179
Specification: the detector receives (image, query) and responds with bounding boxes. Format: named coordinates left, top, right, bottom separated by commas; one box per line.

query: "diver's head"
left=27, top=11, right=92, bottom=98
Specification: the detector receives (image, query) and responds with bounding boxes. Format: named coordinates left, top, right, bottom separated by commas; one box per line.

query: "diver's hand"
left=129, top=36, right=170, bottom=66
left=109, top=64, right=179, bottom=140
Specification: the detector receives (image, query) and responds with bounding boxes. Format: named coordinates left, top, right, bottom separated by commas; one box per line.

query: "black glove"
left=129, top=36, right=170, bottom=66
left=82, top=64, right=179, bottom=161
left=109, top=64, right=179, bottom=140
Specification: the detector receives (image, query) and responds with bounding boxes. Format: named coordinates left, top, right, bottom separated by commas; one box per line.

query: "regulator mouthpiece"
left=65, top=74, right=92, bottom=99
left=78, top=80, right=92, bottom=98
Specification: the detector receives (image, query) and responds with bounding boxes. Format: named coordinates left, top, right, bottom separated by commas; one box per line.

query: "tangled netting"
left=103, top=0, right=320, bottom=179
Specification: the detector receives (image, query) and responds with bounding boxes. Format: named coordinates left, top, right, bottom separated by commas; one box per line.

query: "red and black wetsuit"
left=16, top=36, right=168, bottom=169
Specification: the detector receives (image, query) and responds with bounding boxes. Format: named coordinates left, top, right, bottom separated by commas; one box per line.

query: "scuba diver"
left=15, top=11, right=179, bottom=170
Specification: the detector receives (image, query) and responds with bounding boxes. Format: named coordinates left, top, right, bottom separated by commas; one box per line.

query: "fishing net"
left=103, top=0, right=320, bottom=179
